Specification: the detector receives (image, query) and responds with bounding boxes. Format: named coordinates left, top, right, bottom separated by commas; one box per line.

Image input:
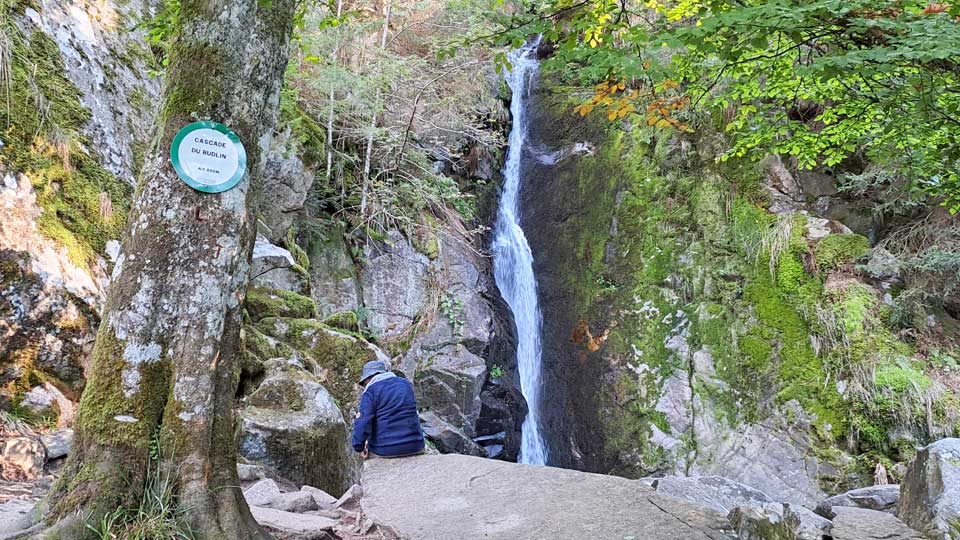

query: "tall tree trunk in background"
left=31, top=1, right=298, bottom=538
left=359, top=0, right=392, bottom=217
left=326, top=0, right=344, bottom=183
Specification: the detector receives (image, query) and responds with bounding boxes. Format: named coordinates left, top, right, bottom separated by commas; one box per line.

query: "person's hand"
left=361, top=442, right=369, bottom=460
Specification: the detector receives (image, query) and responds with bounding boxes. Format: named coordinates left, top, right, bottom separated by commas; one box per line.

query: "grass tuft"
left=86, top=436, right=196, bottom=540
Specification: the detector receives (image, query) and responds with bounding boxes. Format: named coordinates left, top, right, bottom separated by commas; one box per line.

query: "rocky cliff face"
left=520, top=79, right=960, bottom=504
left=1, top=0, right=159, bottom=415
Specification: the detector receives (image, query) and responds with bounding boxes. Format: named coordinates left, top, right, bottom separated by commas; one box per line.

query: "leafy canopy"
left=479, top=0, right=960, bottom=211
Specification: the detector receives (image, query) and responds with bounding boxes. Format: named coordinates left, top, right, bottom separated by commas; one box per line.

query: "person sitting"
left=351, top=360, right=425, bottom=459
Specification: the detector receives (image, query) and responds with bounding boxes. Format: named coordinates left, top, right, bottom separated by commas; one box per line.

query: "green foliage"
left=483, top=0, right=960, bottom=211
left=439, top=292, right=465, bottom=337
left=137, top=0, right=180, bottom=72
left=286, top=0, right=504, bottom=237
left=489, top=364, right=504, bottom=379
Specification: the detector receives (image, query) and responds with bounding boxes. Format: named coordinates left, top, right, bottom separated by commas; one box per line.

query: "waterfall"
left=492, top=38, right=549, bottom=466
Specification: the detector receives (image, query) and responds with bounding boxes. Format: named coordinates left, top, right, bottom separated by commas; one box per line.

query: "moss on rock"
left=815, top=234, right=870, bottom=272
left=245, top=286, right=317, bottom=322
left=255, top=317, right=378, bottom=407
left=0, top=19, right=131, bottom=266
left=323, top=310, right=361, bottom=333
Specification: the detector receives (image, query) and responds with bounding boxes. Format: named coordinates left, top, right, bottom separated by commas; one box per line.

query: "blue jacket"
left=351, top=373, right=425, bottom=456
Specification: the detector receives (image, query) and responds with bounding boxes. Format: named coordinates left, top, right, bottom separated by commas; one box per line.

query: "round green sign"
left=170, top=121, right=247, bottom=193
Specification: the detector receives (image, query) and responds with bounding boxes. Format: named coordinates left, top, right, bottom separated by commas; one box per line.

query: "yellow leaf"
left=656, top=119, right=672, bottom=128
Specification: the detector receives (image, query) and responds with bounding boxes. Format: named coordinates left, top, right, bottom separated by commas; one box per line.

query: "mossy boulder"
left=255, top=317, right=385, bottom=408
left=239, top=359, right=355, bottom=494
left=323, top=311, right=360, bottom=333
left=245, top=286, right=317, bottom=322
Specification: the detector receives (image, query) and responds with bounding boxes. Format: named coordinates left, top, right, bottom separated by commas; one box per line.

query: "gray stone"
left=816, top=484, right=900, bottom=519
left=22, top=1, right=160, bottom=186
left=39, top=429, right=73, bottom=461
left=862, top=248, right=901, bottom=281
left=0, top=437, right=45, bottom=479
left=419, top=411, right=484, bottom=456
left=806, top=217, right=853, bottom=241
left=0, top=221, right=101, bottom=407
left=250, top=505, right=337, bottom=540
left=252, top=267, right=311, bottom=297
left=409, top=345, right=486, bottom=436
left=898, top=438, right=960, bottom=539
left=306, top=228, right=360, bottom=318
left=653, top=475, right=775, bottom=514
left=300, top=485, right=338, bottom=507
left=244, top=478, right=282, bottom=507
left=796, top=170, right=839, bottom=198
left=267, top=491, right=318, bottom=513
left=335, top=484, right=363, bottom=512
left=763, top=155, right=804, bottom=213
left=831, top=507, right=924, bottom=540
left=0, top=499, right=38, bottom=538
left=258, top=129, right=316, bottom=243
left=786, top=504, right=833, bottom=540
left=237, top=463, right=266, bottom=482
left=727, top=505, right=796, bottom=540
left=20, top=383, right=75, bottom=426
left=692, top=401, right=829, bottom=509
left=360, top=454, right=736, bottom=540
left=239, top=364, right=354, bottom=496
left=251, top=236, right=309, bottom=295
left=253, top=235, right=296, bottom=270
left=360, top=230, right=430, bottom=338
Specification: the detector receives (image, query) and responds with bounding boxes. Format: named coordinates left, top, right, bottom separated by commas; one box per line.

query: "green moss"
left=815, top=234, right=870, bottom=272
left=245, top=287, right=317, bottom=322
left=285, top=228, right=311, bottom=270
left=776, top=250, right=807, bottom=294
left=745, top=270, right=847, bottom=437
left=875, top=364, right=931, bottom=393
left=412, top=213, right=441, bottom=259
left=160, top=42, right=226, bottom=121
left=1, top=24, right=132, bottom=266
left=74, top=329, right=170, bottom=457
left=242, top=324, right=296, bottom=362
left=324, top=311, right=360, bottom=333
left=255, top=317, right=377, bottom=407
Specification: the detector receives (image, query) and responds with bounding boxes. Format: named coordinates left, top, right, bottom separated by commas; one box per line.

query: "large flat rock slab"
left=361, top=454, right=735, bottom=540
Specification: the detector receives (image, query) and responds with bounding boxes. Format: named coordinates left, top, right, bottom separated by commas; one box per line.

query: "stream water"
left=492, top=38, right=549, bottom=466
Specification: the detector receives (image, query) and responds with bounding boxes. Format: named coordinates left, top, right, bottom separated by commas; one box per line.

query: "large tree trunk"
left=31, top=1, right=298, bottom=538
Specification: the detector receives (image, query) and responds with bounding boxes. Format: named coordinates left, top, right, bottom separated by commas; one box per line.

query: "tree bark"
left=325, top=0, right=344, bottom=182
left=359, top=0, right=392, bottom=218
left=31, top=1, right=298, bottom=538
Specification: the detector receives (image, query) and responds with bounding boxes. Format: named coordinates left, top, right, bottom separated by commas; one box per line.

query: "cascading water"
left=492, top=38, right=549, bottom=466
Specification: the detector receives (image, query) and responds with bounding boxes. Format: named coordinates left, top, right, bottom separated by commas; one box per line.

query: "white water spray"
left=492, top=38, right=549, bottom=465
